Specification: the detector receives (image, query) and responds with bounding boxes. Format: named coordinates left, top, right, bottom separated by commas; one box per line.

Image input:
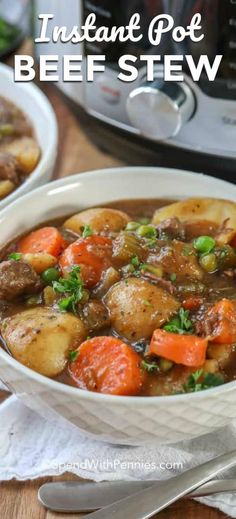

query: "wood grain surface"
left=0, top=41, right=228, bottom=519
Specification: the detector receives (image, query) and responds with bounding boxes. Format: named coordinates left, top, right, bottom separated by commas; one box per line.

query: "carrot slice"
left=18, top=227, right=67, bottom=257
left=147, top=329, right=208, bottom=367
left=69, top=336, right=144, bottom=396
left=205, top=299, right=236, bottom=344
left=59, top=236, right=112, bottom=288
left=182, top=297, right=203, bottom=311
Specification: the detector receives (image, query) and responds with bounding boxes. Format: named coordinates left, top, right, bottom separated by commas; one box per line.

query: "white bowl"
left=1, top=167, right=236, bottom=446
left=0, top=63, right=58, bottom=209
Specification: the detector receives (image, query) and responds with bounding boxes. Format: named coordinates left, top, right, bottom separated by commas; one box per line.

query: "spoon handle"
left=38, top=479, right=236, bottom=513
left=84, top=449, right=236, bottom=519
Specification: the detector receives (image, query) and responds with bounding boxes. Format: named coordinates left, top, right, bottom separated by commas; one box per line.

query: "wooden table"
left=0, top=42, right=228, bottom=519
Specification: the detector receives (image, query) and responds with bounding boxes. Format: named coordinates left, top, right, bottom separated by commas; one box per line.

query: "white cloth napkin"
left=1, top=392, right=236, bottom=518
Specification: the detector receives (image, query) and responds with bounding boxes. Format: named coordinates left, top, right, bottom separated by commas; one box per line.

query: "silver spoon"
left=79, top=449, right=236, bottom=519
left=38, top=478, right=236, bottom=513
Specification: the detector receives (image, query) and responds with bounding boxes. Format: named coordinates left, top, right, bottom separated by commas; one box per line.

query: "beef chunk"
left=141, top=271, right=176, bottom=294
left=80, top=300, right=110, bottom=331
left=157, top=217, right=186, bottom=240
left=0, top=260, right=41, bottom=301
left=0, top=152, right=20, bottom=184
left=0, top=98, right=13, bottom=124
left=148, top=240, right=204, bottom=281
left=0, top=96, right=32, bottom=137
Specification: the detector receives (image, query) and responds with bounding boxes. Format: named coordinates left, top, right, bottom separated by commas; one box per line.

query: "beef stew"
left=1, top=197, right=236, bottom=397
left=0, top=96, right=40, bottom=200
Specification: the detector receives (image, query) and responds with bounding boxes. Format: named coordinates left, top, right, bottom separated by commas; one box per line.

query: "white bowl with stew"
left=0, top=63, right=57, bottom=208
left=1, top=167, right=236, bottom=445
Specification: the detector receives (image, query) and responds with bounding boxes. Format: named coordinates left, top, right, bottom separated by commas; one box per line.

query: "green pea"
left=42, top=267, right=60, bottom=284
left=139, top=217, right=151, bottom=225
left=193, top=236, right=216, bottom=254
left=126, top=221, right=141, bottom=231
left=199, top=253, right=218, bottom=273
left=137, top=225, right=157, bottom=238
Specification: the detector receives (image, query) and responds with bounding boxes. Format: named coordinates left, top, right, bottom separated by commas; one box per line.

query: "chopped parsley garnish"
left=141, top=360, right=159, bottom=373
left=53, top=266, right=84, bottom=313
left=82, top=224, right=93, bottom=238
left=183, top=370, right=224, bottom=393
left=58, top=296, right=75, bottom=312
left=130, top=256, right=162, bottom=278
left=69, top=350, right=79, bottom=362
left=164, top=308, right=194, bottom=335
left=131, top=255, right=140, bottom=268
left=179, top=307, right=194, bottom=331
left=8, top=252, right=22, bottom=261
left=131, top=255, right=148, bottom=272
left=146, top=238, right=158, bottom=249
left=182, top=245, right=194, bottom=257
left=143, top=299, right=153, bottom=308
left=170, top=273, right=177, bottom=282
left=219, top=247, right=228, bottom=259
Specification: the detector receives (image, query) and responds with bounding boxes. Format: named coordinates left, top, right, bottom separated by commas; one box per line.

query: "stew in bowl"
left=1, top=197, right=236, bottom=397
left=0, top=95, right=40, bottom=200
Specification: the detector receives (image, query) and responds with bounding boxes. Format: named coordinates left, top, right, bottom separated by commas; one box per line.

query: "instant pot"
left=33, top=0, right=236, bottom=179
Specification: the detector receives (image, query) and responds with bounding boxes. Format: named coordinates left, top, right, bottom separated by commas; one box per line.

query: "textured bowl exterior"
left=0, top=167, right=236, bottom=445
left=0, top=63, right=58, bottom=209
left=1, top=353, right=236, bottom=445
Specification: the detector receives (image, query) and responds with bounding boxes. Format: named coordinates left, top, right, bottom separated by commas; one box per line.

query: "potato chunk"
left=1, top=137, right=40, bottom=174
left=64, top=208, right=130, bottom=235
left=0, top=180, right=15, bottom=199
left=207, top=343, right=233, bottom=369
left=22, top=253, right=57, bottom=274
left=152, top=198, right=236, bottom=245
left=104, top=277, right=180, bottom=341
left=1, top=307, right=87, bottom=377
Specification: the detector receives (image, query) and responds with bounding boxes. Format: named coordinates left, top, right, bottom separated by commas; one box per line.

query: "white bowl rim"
left=0, top=63, right=58, bottom=207
left=1, top=165, right=236, bottom=405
